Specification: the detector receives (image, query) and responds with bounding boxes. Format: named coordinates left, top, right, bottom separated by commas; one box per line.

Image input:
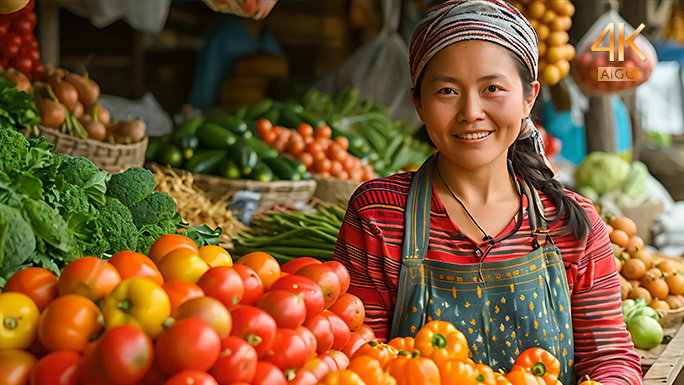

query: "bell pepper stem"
left=531, top=362, right=547, bottom=377
left=476, top=375, right=485, bottom=382
left=4, top=317, right=17, bottom=329
left=411, top=349, right=421, bottom=358
left=432, top=333, right=448, bottom=349
left=117, top=299, right=133, bottom=313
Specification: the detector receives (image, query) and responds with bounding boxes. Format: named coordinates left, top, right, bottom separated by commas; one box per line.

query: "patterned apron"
left=389, top=154, right=575, bottom=385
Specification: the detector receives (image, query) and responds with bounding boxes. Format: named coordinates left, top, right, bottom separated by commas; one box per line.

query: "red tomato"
left=270, top=275, right=324, bottom=322
left=295, top=264, right=341, bottom=309
left=234, top=252, right=281, bottom=290
left=137, top=360, right=167, bottom=385
left=256, top=290, right=306, bottom=329
left=334, top=136, right=349, bottom=151
left=314, top=126, right=332, bottom=140
left=256, top=119, right=273, bottom=139
left=209, top=336, right=257, bottom=384
left=303, top=358, right=331, bottom=380
left=3, top=32, right=21, bottom=58
left=297, top=124, right=314, bottom=138
left=38, top=295, right=103, bottom=352
left=164, top=370, right=217, bottom=385
left=11, top=54, right=32, bottom=76
left=57, top=257, right=121, bottom=302
left=287, top=368, right=318, bottom=385
left=0, top=349, right=36, bottom=385
left=229, top=305, right=277, bottom=358
left=317, top=353, right=338, bottom=372
left=251, top=361, right=286, bottom=385
left=280, top=257, right=321, bottom=275
left=295, top=326, right=318, bottom=359
left=155, top=318, right=221, bottom=375
left=354, top=324, right=376, bottom=342
left=3, top=267, right=58, bottom=311
left=197, top=266, right=245, bottom=309
left=304, top=314, right=334, bottom=354
left=327, top=350, right=350, bottom=371
left=161, top=280, right=205, bottom=314
left=30, top=350, right=81, bottom=385
left=95, top=326, right=154, bottom=385
left=108, top=251, right=164, bottom=286
left=232, top=264, right=264, bottom=306
left=172, top=297, right=232, bottom=339
left=263, top=329, right=308, bottom=371
left=322, top=310, right=350, bottom=351
left=322, top=261, right=350, bottom=295
left=148, top=234, right=199, bottom=265
left=340, top=332, right=367, bottom=358
left=328, top=293, right=365, bottom=332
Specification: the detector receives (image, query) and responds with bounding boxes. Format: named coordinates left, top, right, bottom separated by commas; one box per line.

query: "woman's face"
left=412, top=40, right=539, bottom=171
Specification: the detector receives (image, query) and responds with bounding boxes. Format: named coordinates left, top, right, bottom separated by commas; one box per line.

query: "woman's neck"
left=435, top=152, right=518, bottom=206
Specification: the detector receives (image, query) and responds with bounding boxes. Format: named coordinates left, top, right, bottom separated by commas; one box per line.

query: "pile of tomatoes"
left=0, top=0, right=43, bottom=79
left=0, top=234, right=374, bottom=385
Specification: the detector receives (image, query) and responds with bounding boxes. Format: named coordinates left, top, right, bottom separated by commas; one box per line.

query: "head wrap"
left=409, top=0, right=551, bottom=171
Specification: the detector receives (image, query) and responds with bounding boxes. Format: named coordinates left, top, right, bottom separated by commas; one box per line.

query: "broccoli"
left=96, top=196, right=138, bottom=254
left=27, top=136, right=54, bottom=151
left=60, top=185, right=92, bottom=217
left=58, top=156, right=99, bottom=188
left=128, top=192, right=178, bottom=227
left=0, top=129, right=29, bottom=172
left=106, top=167, right=156, bottom=207
left=136, top=219, right=179, bottom=255
left=0, top=203, right=36, bottom=272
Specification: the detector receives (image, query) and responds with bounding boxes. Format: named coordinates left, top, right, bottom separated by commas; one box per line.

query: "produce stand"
left=642, top=321, right=684, bottom=385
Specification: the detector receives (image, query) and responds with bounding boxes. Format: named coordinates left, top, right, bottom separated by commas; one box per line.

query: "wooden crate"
left=642, top=321, right=684, bottom=384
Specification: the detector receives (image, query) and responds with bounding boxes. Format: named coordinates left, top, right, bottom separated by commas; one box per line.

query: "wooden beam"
left=37, top=1, right=60, bottom=66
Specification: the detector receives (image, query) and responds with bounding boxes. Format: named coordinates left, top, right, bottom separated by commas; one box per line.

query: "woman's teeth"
left=456, top=131, right=492, bottom=140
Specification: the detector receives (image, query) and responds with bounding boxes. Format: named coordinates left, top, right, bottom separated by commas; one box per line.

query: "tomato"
left=295, top=325, right=318, bottom=359
left=137, top=360, right=167, bottom=385
left=80, top=326, right=153, bottom=385
left=103, top=278, right=171, bottom=340
left=251, top=361, right=287, bottom=385
left=327, top=350, right=350, bottom=371
left=164, top=370, right=218, bottom=385
left=322, top=261, right=350, bottom=295
left=305, top=314, right=334, bottom=354
left=173, top=296, right=231, bottom=339
left=329, top=293, right=365, bottom=332
left=0, top=349, right=36, bottom=385
left=3, top=267, right=58, bottom=311
left=161, top=281, right=204, bottom=314
left=235, top=252, right=281, bottom=289
left=263, top=328, right=308, bottom=370
left=148, top=234, right=199, bottom=265
left=334, top=136, right=350, bottom=151
left=296, top=264, right=341, bottom=309
left=322, top=310, right=350, bottom=351
left=57, top=257, right=121, bottom=302
left=232, top=264, right=264, bottom=306
left=38, top=295, right=103, bottom=352
left=30, top=350, right=81, bottom=385
left=198, top=245, right=233, bottom=267
left=281, top=257, right=321, bottom=275
left=209, top=335, right=257, bottom=384
left=303, top=357, right=332, bottom=380
left=287, top=368, right=318, bottom=385
left=155, top=318, right=221, bottom=375
left=256, top=119, right=273, bottom=138
left=270, top=275, right=325, bottom=322
left=108, top=251, right=164, bottom=286
left=0, top=292, right=39, bottom=349
left=256, top=289, right=307, bottom=329
left=230, top=305, right=277, bottom=358
left=315, top=126, right=332, bottom=140
left=318, top=353, right=339, bottom=372
left=341, top=332, right=368, bottom=359
left=158, top=248, right=210, bottom=284
left=197, top=266, right=244, bottom=309
left=355, top=324, right=376, bottom=342
left=3, top=32, right=21, bottom=58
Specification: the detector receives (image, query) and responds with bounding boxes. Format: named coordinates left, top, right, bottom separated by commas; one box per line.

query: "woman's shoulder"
left=347, top=172, right=414, bottom=212
left=538, top=188, right=600, bottom=219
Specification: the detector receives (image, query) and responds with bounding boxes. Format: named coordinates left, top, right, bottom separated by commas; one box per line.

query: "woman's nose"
left=456, top=92, right=486, bottom=123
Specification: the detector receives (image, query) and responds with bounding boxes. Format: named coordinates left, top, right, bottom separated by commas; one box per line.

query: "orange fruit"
left=611, top=217, right=637, bottom=237
left=609, top=229, right=629, bottom=248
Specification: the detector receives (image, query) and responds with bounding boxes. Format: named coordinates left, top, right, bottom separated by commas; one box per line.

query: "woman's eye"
left=439, top=88, right=457, bottom=95
left=487, top=85, right=501, bottom=93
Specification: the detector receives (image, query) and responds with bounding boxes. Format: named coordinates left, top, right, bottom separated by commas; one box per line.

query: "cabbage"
left=576, top=152, right=630, bottom=196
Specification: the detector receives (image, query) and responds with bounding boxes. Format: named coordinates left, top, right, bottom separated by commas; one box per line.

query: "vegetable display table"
left=642, top=320, right=684, bottom=385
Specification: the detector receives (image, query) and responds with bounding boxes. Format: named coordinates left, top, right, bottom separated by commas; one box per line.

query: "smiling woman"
left=333, top=1, right=643, bottom=385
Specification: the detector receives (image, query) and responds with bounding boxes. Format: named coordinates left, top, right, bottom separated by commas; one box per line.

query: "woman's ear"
left=410, top=87, right=424, bottom=121
left=523, top=80, right=541, bottom=117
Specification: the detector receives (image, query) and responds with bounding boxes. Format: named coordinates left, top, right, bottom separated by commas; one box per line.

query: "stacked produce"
left=232, top=203, right=345, bottom=263
left=510, top=0, right=576, bottom=85
left=0, top=236, right=381, bottom=385
left=0, top=76, right=40, bottom=131
left=0, top=0, right=43, bottom=80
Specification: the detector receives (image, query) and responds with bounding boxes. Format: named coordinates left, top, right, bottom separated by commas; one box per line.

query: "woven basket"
left=657, top=305, right=684, bottom=329
left=312, top=174, right=363, bottom=206
left=38, top=126, right=148, bottom=174
left=193, top=173, right=317, bottom=213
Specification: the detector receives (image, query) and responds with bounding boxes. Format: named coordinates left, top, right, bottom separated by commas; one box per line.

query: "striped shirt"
left=333, top=172, right=642, bottom=385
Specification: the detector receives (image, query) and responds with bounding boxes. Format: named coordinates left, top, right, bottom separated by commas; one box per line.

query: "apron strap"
left=522, top=179, right=550, bottom=248
left=401, top=153, right=437, bottom=263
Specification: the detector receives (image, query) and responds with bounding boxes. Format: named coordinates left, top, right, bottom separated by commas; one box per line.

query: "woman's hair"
left=507, top=52, right=592, bottom=240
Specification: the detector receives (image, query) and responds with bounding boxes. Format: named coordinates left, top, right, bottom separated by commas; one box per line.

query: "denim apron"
left=389, top=154, right=574, bottom=385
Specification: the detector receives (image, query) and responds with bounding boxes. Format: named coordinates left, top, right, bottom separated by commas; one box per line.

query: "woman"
left=333, top=1, right=642, bottom=384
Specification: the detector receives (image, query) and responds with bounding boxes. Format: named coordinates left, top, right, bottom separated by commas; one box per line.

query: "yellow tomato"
left=199, top=245, right=233, bottom=267
left=0, top=349, right=36, bottom=385
left=0, top=292, right=39, bottom=350
left=158, top=248, right=210, bottom=284
left=103, top=278, right=171, bottom=339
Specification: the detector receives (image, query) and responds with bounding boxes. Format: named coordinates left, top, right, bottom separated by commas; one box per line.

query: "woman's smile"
left=453, top=130, right=494, bottom=141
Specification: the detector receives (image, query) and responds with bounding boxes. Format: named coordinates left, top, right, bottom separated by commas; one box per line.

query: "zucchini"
left=244, top=98, right=274, bottom=121
left=196, top=123, right=238, bottom=149
left=216, top=158, right=241, bottom=179
left=280, top=155, right=307, bottom=175
left=263, top=156, right=298, bottom=181
left=233, top=106, right=247, bottom=120
left=279, top=108, right=304, bottom=129
left=206, top=115, right=248, bottom=135
left=172, top=116, right=204, bottom=140
left=174, top=135, right=200, bottom=160
left=184, top=150, right=226, bottom=175
left=146, top=135, right=169, bottom=162
left=248, top=162, right=274, bottom=182
left=230, top=143, right=258, bottom=176
left=155, top=143, right=184, bottom=168
left=245, top=136, right=278, bottom=159
left=258, top=108, right=280, bottom=126
left=299, top=110, right=327, bottom=128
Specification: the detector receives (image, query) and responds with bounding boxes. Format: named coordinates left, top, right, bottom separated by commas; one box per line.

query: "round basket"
left=193, top=173, right=318, bottom=213
left=311, top=174, right=363, bottom=206
left=38, top=126, right=148, bottom=174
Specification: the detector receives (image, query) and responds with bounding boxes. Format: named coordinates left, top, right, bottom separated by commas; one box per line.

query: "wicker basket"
left=37, top=126, right=148, bottom=174
left=193, top=173, right=317, bottom=213
left=312, top=174, right=363, bottom=206
left=657, top=306, right=684, bottom=329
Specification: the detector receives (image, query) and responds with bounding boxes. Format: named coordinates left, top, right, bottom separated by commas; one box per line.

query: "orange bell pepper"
left=439, top=359, right=480, bottom=385
left=505, top=366, right=545, bottom=385
left=384, top=351, right=440, bottom=385
left=348, top=356, right=397, bottom=385
left=513, top=348, right=561, bottom=385
left=388, top=336, right=415, bottom=355
left=577, top=375, right=602, bottom=385
left=351, top=340, right=399, bottom=367
left=414, top=321, right=469, bottom=365
left=318, top=370, right=367, bottom=385
left=475, top=363, right=512, bottom=385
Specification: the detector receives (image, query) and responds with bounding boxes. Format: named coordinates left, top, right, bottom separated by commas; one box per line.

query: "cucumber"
left=263, top=156, right=299, bottom=181
left=184, top=150, right=226, bottom=175
left=146, top=135, right=169, bottom=163
left=244, top=98, right=274, bottom=121
left=258, top=108, right=280, bottom=126
left=248, top=162, right=274, bottom=182
left=196, top=123, right=238, bottom=149
left=282, top=155, right=307, bottom=175
left=233, top=106, right=247, bottom=120
left=216, top=158, right=241, bottom=179
left=299, top=110, right=327, bottom=128
left=206, top=115, right=248, bottom=135
left=279, top=108, right=304, bottom=129
left=172, top=116, right=204, bottom=139
left=174, top=135, right=200, bottom=160
left=230, top=143, right=258, bottom=176
left=245, top=136, right=278, bottom=159
left=155, top=143, right=184, bottom=168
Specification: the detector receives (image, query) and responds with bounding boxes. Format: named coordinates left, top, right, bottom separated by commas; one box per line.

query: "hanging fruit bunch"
left=510, top=0, right=576, bottom=86
left=0, top=0, right=43, bottom=80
